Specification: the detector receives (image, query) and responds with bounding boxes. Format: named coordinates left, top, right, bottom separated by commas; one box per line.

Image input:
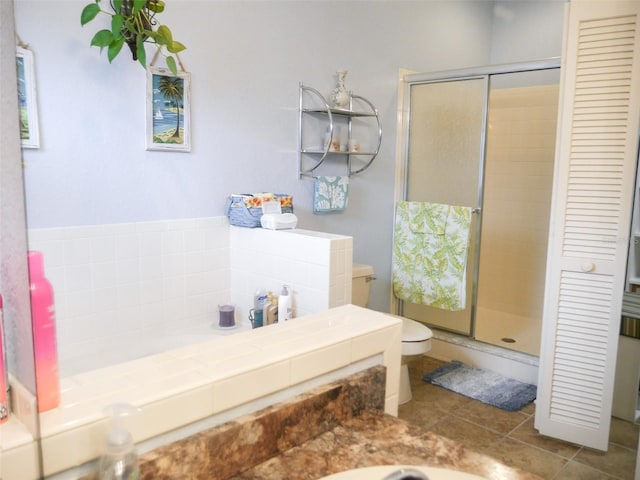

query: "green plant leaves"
left=81, top=0, right=186, bottom=73
left=132, top=0, right=146, bottom=15
left=166, top=55, right=177, bottom=75
left=156, top=25, right=172, bottom=45
left=90, top=29, right=114, bottom=49
left=136, top=35, right=147, bottom=69
left=122, top=17, right=136, bottom=37
left=111, top=14, right=124, bottom=39
left=167, top=40, right=185, bottom=54
left=80, top=3, right=100, bottom=25
left=155, top=26, right=185, bottom=54
left=108, top=37, right=125, bottom=62
left=147, top=0, right=165, bottom=13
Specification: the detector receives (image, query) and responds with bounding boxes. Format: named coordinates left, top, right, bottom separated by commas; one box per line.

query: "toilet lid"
left=401, top=317, right=433, bottom=342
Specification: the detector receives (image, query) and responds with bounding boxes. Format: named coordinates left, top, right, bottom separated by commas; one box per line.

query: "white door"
left=535, top=0, right=640, bottom=451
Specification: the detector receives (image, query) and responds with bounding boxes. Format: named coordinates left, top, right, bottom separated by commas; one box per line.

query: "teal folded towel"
left=313, top=176, right=349, bottom=213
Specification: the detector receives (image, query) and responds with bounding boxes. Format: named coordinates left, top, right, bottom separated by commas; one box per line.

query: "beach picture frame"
left=16, top=46, right=40, bottom=149
left=146, top=66, right=191, bottom=152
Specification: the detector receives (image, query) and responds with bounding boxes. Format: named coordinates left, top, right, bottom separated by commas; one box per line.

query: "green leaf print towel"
left=392, top=201, right=472, bottom=311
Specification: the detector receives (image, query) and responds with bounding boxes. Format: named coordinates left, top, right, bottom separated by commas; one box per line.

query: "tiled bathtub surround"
left=36, top=305, right=401, bottom=478
left=229, top=226, right=353, bottom=317
left=27, top=217, right=352, bottom=376
left=27, top=217, right=232, bottom=377
left=7, top=219, right=357, bottom=478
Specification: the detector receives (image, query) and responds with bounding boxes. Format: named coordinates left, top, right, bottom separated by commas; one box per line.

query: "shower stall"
left=396, top=60, right=561, bottom=356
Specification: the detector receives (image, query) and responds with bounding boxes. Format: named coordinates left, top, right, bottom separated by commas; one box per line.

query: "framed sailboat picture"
left=16, top=46, right=40, bottom=149
left=146, top=67, right=191, bottom=152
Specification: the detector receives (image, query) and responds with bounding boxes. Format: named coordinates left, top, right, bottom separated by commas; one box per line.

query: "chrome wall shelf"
left=298, top=83, right=381, bottom=178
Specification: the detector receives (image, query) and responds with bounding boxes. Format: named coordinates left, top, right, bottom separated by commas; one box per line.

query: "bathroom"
left=3, top=0, right=637, bottom=478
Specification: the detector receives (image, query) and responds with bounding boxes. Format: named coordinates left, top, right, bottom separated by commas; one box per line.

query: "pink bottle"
left=0, top=294, right=8, bottom=423
left=28, top=251, right=60, bottom=412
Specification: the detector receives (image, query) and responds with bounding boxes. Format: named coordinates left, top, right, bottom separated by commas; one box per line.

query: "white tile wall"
left=474, top=85, right=558, bottom=356
left=27, top=218, right=352, bottom=377
left=27, top=217, right=232, bottom=377
left=229, top=227, right=353, bottom=319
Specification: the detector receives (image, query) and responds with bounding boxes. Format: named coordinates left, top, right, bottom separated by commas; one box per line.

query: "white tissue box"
left=260, top=213, right=298, bottom=230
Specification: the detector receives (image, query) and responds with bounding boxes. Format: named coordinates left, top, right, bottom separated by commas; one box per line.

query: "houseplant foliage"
left=81, top=0, right=186, bottom=74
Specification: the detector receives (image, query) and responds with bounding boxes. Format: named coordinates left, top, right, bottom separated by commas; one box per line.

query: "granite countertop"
left=132, top=366, right=542, bottom=480
left=232, top=411, right=542, bottom=480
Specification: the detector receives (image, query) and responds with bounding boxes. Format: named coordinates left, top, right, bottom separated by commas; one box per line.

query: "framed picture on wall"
left=146, top=66, right=191, bottom=152
left=16, top=46, right=40, bottom=149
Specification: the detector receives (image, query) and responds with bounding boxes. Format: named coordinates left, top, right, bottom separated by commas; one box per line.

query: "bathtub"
left=58, top=320, right=253, bottom=378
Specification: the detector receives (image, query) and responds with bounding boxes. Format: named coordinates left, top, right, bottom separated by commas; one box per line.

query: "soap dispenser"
left=278, top=285, right=292, bottom=322
left=99, top=403, right=140, bottom=480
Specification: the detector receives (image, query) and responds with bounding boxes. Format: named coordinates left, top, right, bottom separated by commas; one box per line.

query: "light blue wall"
left=15, top=0, right=564, bottom=313
left=490, top=1, right=566, bottom=64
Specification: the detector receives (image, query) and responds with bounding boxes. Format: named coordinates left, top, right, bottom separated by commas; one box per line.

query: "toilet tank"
left=352, top=263, right=374, bottom=307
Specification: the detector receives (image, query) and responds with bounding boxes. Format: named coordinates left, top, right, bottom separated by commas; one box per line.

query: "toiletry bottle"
left=28, top=251, right=60, bottom=412
left=265, top=292, right=278, bottom=325
left=253, top=288, right=267, bottom=328
left=269, top=293, right=279, bottom=324
left=278, top=285, right=292, bottom=322
left=264, top=292, right=272, bottom=325
left=0, top=294, right=8, bottom=424
left=99, top=403, right=140, bottom=480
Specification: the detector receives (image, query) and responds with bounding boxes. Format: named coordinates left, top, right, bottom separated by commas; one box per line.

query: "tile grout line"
left=410, top=357, right=638, bottom=480
left=496, top=435, right=572, bottom=478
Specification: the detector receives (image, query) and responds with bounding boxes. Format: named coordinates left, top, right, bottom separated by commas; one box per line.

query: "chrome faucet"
left=381, top=468, right=430, bottom=480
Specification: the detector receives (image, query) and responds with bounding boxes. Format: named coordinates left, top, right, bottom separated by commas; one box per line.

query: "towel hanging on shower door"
left=392, top=201, right=472, bottom=311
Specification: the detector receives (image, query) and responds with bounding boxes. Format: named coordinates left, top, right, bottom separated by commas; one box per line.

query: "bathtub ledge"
left=37, top=304, right=402, bottom=478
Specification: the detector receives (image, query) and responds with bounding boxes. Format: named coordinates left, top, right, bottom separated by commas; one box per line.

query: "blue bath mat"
left=422, top=360, right=536, bottom=412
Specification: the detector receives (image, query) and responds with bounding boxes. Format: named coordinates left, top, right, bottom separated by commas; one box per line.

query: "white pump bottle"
left=278, top=285, right=292, bottom=322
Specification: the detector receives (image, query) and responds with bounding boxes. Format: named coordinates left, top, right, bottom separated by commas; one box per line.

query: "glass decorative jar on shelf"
left=330, top=69, right=350, bottom=109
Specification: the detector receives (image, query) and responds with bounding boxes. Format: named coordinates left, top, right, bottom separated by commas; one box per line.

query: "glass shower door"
left=473, top=69, right=560, bottom=355
left=402, top=77, right=486, bottom=335
left=401, top=66, right=560, bottom=352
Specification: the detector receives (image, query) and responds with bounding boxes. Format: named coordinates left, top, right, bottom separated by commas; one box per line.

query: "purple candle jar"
left=218, top=304, right=236, bottom=328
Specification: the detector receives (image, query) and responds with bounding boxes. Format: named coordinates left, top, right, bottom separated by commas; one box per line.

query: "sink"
left=320, top=465, right=488, bottom=480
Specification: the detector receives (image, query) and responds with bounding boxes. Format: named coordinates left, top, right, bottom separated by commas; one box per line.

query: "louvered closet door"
left=535, top=0, right=640, bottom=451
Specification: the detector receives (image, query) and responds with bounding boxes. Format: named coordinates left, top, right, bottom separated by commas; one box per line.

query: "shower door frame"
left=393, top=58, right=561, bottom=340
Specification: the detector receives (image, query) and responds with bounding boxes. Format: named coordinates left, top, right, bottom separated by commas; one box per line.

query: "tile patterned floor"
left=398, top=355, right=639, bottom=480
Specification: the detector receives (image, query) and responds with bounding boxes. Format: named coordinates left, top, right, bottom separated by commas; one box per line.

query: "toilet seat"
left=385, top=314, right=433, bottom=356
left=401, top=317, right=433, bottom=342
left=401, top=318, right=432, bottom=356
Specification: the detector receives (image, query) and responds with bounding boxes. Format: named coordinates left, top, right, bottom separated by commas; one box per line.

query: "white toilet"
left=352, top=263, right=433, bottom=404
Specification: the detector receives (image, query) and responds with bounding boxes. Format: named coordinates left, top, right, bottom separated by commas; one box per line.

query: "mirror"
left=11, top=0, right=569, bottom=383
left=0, top=0, right=40, bottom=476
left=5, top=0, right=572, bottom=477
left=0, top=0, right=37, bottom=415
